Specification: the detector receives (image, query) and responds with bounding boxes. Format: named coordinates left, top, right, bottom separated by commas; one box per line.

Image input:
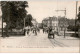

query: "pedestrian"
left=24, top=28, right=26, bottom=35
left=27, top=28, right=30, bottom=35
left=33, top=26, right=37, bottom=35
left=24, top=26, right=30, bottom=36
left=37, top=27, right=40, bottom=33
left=43, top=28, right=44, bottom=33
left=28, top=28, right=33, bottom=36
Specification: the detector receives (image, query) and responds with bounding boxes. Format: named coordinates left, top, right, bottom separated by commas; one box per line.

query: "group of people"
left=24, top=26, right=40, bottom=36
left=24, top=26, right=55, bottom=39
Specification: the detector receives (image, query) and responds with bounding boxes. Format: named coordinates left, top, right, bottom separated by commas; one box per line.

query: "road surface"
left=0, top=30, right=79, bottom=53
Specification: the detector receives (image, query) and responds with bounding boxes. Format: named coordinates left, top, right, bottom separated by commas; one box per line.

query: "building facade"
left=42, top=16, right=58, bottom=31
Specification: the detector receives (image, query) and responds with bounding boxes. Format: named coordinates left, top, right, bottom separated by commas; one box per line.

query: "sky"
left=26, top=0, right=80, bottom=23
left=0, top=0, right=80, bottom=23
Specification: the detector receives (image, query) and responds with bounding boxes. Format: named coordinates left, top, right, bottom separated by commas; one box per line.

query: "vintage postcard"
left=0, top=0, right=80, bottom=53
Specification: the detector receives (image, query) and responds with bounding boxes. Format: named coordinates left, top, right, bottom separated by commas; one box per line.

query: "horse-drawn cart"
left=48, top=27, right=55, bottom=39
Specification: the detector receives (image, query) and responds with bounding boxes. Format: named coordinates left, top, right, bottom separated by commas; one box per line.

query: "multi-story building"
left=42, top=18, right=48, bottom=27
left=47, top=17, right=58, bottom=31
left=42, top=16, right=58, bottom=31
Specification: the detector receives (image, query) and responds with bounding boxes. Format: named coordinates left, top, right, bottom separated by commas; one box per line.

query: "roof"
left=43, top=16, right=58, bottom=21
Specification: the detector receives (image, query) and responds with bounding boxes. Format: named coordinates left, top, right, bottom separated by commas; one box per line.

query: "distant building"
left=42, top=16, right=70, bottom=32
left=42, top=18, right=48, bottom=27
left=38, top=23, right=43, bottom=28
left=42, top=16, right=58, bottom=31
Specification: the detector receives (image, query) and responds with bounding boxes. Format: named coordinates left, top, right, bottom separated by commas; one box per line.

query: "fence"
left=0, top=28, right=25, bottom=36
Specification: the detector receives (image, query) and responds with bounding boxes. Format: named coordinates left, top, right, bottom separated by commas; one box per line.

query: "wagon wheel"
left=48, top=34, right=50, bottom=38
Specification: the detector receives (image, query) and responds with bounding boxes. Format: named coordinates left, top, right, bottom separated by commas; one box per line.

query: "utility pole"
left=55, top=8, right=66, bottom=38
left=75, top=1, right=78, bottom=36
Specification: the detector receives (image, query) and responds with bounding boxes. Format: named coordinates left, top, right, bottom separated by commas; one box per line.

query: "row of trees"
left=1, top=1, right=33, bottom=36
left=1, top=1, right=27, bottom=28
left=58, top=16, right=80, bottom=31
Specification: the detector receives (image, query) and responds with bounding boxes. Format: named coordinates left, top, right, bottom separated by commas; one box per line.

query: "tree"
left=1, top=1, right=28, bottom=28
left=1, top=1, right=28, bottom=36
left=25, top=14, right=33, bottom=27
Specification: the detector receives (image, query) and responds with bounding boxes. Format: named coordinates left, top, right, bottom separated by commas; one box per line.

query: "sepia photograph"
left=0, top=0, right=80, bottom=53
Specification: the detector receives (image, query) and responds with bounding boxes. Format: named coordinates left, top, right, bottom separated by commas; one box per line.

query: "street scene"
left=0, top=1, right=80, bottom=53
